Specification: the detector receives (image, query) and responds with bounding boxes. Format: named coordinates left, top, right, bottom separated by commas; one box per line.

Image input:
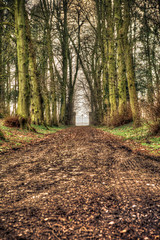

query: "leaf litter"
left=0, top=127, right=160, bottom=239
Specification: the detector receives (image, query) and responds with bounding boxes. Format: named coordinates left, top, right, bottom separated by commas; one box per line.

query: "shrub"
left=141, top=98, right=160, bottom=121
left=0, top=129, right=5, bottom=140
left=4, top=116, right=20, bottom=128
left=106, top=107, right=133, bottom=127
left=148, top=120, right=160, bottom=135
left=142, top=99, right=160, bottom=135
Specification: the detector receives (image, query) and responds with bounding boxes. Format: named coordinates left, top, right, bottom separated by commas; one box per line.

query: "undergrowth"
left=99, top=122, right=160, bottom=156
left=0, top=119, right=66, bottom=152
left=142, top=99, right=160, bottom=135
left=106, top=107, right=132, bottom=127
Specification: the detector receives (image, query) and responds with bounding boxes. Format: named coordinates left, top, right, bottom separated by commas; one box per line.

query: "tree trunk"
left=15, top=0, right=30, bottom=128
left=0, top=4, right=5, bottom=116
left=14, top=58, right=18, bottom=115
left=66, top=88, right=74, bottom=125
left=115, top=0, right=127, bottom=116
left=123, top=0, right=140, bottom=127
left=46, top=26, right=58, bottom=126
left=26, top=13, right=43, bottom=125
left=40, top=34, right=51, bottom=126
left=101, top=0, right=109, bottom=115
left=106, top=0, right=117, bottom=118
left=6, top=62, right=11, bottom=115
left=59, top=0, right=68, bottom=124
left=144, top=9, right=154, bottom=104
left=152, top=36, right=160, bottom=99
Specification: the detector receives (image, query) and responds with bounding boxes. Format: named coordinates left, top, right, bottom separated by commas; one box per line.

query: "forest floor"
left=0, top=119, right=66, bottom=153
left=99, top=123, right=160, bottom=157
left=0, top=127, right=160, bottom=240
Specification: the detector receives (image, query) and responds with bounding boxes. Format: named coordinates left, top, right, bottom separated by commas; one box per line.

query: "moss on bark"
left=46, top=27, right=58, bottom=126
left=15, top=0, right=30, bottom=126
left=26, top=13, right=43, bottom=125
left=115, top=0, right=127, bottom=116
left=106, top=0, right=117, bottom=118
left=123, top=0, right=140, bottom=127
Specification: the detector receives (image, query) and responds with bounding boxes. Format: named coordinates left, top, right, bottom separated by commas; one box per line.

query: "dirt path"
left=0, top=127, right=160, bottom=240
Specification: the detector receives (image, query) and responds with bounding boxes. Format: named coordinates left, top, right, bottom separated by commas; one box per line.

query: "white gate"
left=75, top=113, right=89, bottom=126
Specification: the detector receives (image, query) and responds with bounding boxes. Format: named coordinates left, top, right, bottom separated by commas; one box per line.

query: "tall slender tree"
left=59, top=0, right=68, bottom=124
left=106, top=0, right=117, bottom=118
left=0, top=0, right=5, bottom=115
left=26, top=12, right=43, bottom=125
left=123, top=0, right=140, bottom=126
left=15, top=0, right=30, bottom=128
left=115, top=0, right=127, bottom=117
left=40, top=0, right=58, bottom=126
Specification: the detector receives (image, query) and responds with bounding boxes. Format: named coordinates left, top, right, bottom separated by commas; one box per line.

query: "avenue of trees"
left=0, top=0, right=159, bottom=131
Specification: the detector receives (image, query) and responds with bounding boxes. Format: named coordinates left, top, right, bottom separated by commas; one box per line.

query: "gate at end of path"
left=75, top=113, right=90, bottom=126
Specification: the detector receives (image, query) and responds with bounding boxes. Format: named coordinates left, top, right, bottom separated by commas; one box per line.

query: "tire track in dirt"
left=0, top=127, right=160, bottom=239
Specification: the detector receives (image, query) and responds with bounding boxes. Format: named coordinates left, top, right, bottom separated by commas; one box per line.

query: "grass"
left=0, top=119, right=66, bottom=152
left=99, top=122, right=160, bottom=156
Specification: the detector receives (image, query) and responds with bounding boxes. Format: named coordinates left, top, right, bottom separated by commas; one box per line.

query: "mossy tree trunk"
left=40, top=0, right=57, bottom=126
left=115, top=0, right=127, bottom=116
left=6, top=62, right=11, bottom=115
left=66, top=9, right=81, bottom=125
left=91, top=0, right=106, bottom=124
left=14, top=58, right=18, bottom=115
left=25, top=13, right=43, bottom=125
left=152, top=33, right=160, bottom=99
left=59, top=0, right=68, bottom=124
left=15, top=0, right=30, bottom=128
left=143, top=4, right=154, bottom=104
left=46, top=26, right=58, bottom=126
left=123, top=0, right=140, bottom=127
left=91, top=43, right=103, bottom=124
left=101, top=0, right=109, bottom=115
left=40, top=31, right=51, bottom=126
left=106, top=0, right=117, bottom=118
left=95, top=1, right=105, bottom=123
left=0, top=3, right=5, bottom=116
left=66, top=49, right=78, bottom=125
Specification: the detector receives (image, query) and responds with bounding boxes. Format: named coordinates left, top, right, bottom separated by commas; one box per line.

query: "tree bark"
left=106, top=0, right=117, bottom=118
left=59, top=0, right=68, bottom=124
left=26, top=13, right=43, bottom=125
left=40, top=32, right=51, bottom=126
left=15, top=0, right=30, bottom=128
left=143, top=5, right=154, bottom=104
left=0, top=3, right=5, bottom=116
left=123, top=0, right=140, bottom=127
left=115, top=0, right=127, bottom=116
left=46, top=26, right=58, bottom=126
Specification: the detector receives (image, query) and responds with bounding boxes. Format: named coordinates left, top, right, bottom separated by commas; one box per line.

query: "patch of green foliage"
left=100, top=122, right=149, bottom=140
left=0, top=119, right=66, bottom=152
left=99, top=122, right=160, bottom=154
left=32, top=124, right=66, bottom=135
left=1, top=125, right=10, bottom=131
